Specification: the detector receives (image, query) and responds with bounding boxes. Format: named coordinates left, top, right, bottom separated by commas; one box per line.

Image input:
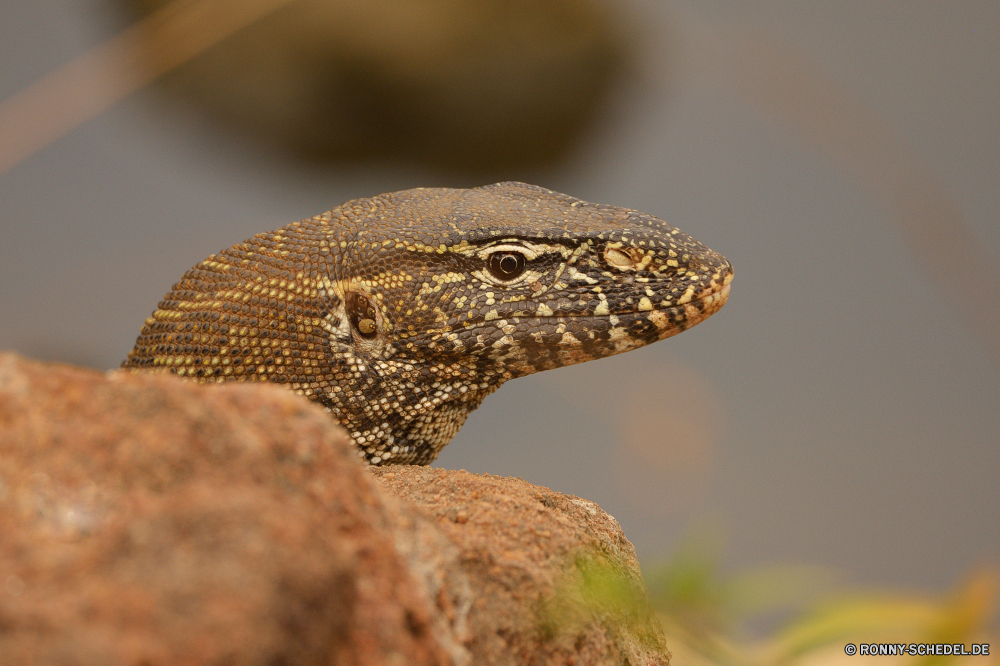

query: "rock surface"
left=0, top=352, right=669, bottom=665
left=0, top=352, right=457, bottom=666
left=372, top=467, right=669, bottom=666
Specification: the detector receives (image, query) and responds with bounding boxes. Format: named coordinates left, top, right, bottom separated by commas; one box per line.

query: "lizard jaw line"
left=483, top=280, right=732, bottom=321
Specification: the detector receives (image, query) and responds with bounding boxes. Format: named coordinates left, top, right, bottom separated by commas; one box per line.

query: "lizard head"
left=124, top=182, right=731, bottom=464
left=332, top=182, right=733, bottom=380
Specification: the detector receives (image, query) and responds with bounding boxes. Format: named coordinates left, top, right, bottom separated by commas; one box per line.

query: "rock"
left=0, top=352, right=669, bottom=665
left=371, top=467, right=670, bottom=666
left=0, top=352, right=458, bottom=665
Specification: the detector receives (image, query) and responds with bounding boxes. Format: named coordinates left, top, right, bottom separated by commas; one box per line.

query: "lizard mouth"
left=685, top=279, right=731, bottom=315
left=462, top=277, right=732, bottom=375
left=411, top=268, right=733, bottom=349
left=538, top=281, right=731, bottom=319
left=602, top=279, right=731, bottom=339
left=557, top=258, right=734, bottom=320
left=553, top=267, right=733, bottom=320
left=451, top=272, right=732, bottom=327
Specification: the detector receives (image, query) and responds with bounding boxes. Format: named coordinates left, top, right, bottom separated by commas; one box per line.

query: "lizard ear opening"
left=347, top=292, right=380, bottom=339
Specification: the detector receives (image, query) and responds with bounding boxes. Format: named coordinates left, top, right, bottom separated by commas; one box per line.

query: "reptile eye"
left=487, top=251, right=526, bottom=281
left=347, top=292, right=379, bottom=339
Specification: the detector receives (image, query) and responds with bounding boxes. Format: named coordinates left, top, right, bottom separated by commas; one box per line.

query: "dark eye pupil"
left=488, top=252, right=526, bottom=280
left=500, top=255, right=518, bottom=273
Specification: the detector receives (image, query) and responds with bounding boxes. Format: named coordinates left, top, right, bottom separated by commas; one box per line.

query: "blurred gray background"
left=1, top=0, right=997, bottom=596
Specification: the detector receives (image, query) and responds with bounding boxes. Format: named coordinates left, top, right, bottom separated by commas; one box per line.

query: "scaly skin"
left=123, top=182, right=733, bottom=464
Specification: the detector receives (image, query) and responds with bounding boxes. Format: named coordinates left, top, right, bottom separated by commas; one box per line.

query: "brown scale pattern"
left=124, top=182, right=734, bottom=465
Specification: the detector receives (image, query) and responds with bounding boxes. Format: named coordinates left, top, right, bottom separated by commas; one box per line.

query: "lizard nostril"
left=604, top=247, right=634, bottom=270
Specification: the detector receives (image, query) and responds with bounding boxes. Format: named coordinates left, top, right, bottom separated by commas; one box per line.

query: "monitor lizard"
left=123, top=182, right=733, bottom=465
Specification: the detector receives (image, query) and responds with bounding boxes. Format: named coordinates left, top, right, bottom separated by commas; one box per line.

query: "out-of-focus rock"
left=0, top=351, right=668, bottom=664
left=121, top=0, right=633, bottom=175
left=0, top=352, right=459, bottom=666
left=371, top=467, right=671, bottom=666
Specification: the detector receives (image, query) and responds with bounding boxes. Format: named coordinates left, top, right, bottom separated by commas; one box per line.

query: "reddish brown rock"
left=0, top=352, right=457, bottom=666
left=371, top=467, right=671, bottom=666
left=0, top=352, right=669, bottom=665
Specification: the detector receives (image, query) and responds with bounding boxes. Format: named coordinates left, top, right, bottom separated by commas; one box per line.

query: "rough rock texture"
left=0, top=352, right=460, bottom=666
left=0, top=352, right=669, bottom=665
left=371, top=467, right=670, bottom=666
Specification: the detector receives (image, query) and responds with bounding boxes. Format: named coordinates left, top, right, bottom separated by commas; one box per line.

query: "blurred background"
left=1, top=0, right=998, bottom=648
